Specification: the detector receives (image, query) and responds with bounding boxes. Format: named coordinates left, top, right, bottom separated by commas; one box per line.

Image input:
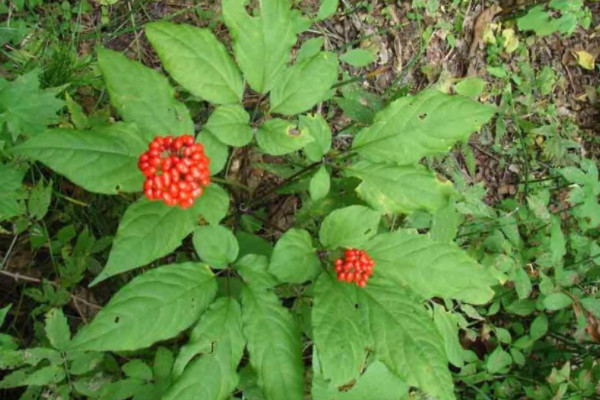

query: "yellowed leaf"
left=502, top=29, right=519, bottom=53
left=575, top=51, right=596, bottom=70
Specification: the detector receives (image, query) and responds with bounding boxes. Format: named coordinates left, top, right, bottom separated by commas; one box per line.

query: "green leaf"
left=486, top=346, right=512, bottom=374
left=205, top=105, right=253, bottom=147
left=192, top=225, right=239, bottom=268
left=223, top=0, right=307, bottom=93
left=514, top=266, right=532, bottom=300
left=312, top=359, right=408, bottom=400
left=348, top=161, right=454, bottom=215
left=454, top=77, right=485, bottom=98
left=365, top=230, right=496, bottom=304
left=0, top=348, right=61, bottom=369
left=268, top=228, right=321, bottom=283
left=65, top=92, right=89, bottom=129
left=0, top=164, right=24, bottom=220
left=242, top=285, right=304, bottom=400
left=0, top=69, right=65, bottom=140
left=237, top=232, right=273, bottom=259
left=91, top=198, right=198, bottom=285
left=45, top=308, right=70, bottom=351
left=313, top=273, right=366, bottom=386
left=256, top=119, right=313, bottom=156
left=340, top=361, right=408, bottom=400
left=319, top=205, right=380, bottom=249
left=309, top=166, right=330, bottom=201
left=359, top=280, right=455, bottom=400
left=313, top=360, right=408, bottom=400
left=192, top=183, right=230, bottom=225
left=530, top=313, right=548, bottom=340
left=123, top=360, right=153, bottom=381
left=97, top=48, right=193, bottom=139
left=13, top=123, right=146, bottom=195
left=0, top=365, right=65, bottom=388
left=543, top=292, right=572, bottom=311
left=300, top=114, right=332, bottom=162
left=317, top=0, right=339, bottom=20
left=166, top=298, right=245, bottom=400
left=433, top=304, right=463, bottom=368
left=352, top=89, right=495, bottom=165
left=198, top=130, right=229, bottom=175
left=145, top=22, right=243, bottom=105
left=334, top=97, right=375, bottom=124
left=340, top=49, right=375, bottom=67
left=297, top=37, right=324, bottom=62
left=72, top=262, right=216, bottom=351
left=431, top=201, right=459, bottom=242
left=27, top=180, right=52, bottom=220
left=236, top=254, right=278, bottom=290
left=0, top=305, right=11, bottom=327
left=270, top=52, right=338, bottom=115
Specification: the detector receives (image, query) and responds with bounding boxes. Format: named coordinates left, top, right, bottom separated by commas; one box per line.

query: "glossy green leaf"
left=313, top=273, right=366, bottom=386
left=319, top=205, right=380, bottom=249
left=348, top=161, right=455, bottom=215
left=97, top=48, right=193, bottom=139
left=13, top=123, right=146, bottom=194
left=193, top=225, right=239, bottom=268
left=309, top=166, right=330, bottom=201
left=166, top=298, right=245, bottom=400
left=205, top=105, right=253, bottom=147
left=300, top=114, right=332, bottom=162
left=242, top=284, right=304, bottom=400
left=192, top=183, right=230, bottom=225
left=270, top=52, right=338, bottom=115
left=352, top=89, right=495, bottom=165
left=72, top=263, right=216, bottom=351
left=223, top=0, right=307, bottom=93
left=91, top=198, right=198, bottom=285
left=197, top=130, right=229, bottom=175
left=269, top=228, right=321, bottom=283
left=365, top=230, right=496, bottom=304
left=146, top=22, right=243, bottom=105
left=340, top=49, right=375, bottom=67
left=256, top=119, right=313, bottom=156
left=359, top=280, right=455, bottom=400
left=45, top=308, right=70, bottom=351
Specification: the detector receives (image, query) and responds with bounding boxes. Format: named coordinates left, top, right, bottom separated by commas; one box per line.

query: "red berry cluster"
left=138, top=135, right=211, bottom=209
left=334, top=249, right=375, bottom=288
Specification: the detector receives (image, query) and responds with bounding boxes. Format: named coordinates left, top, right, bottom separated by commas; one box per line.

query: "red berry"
left=138, top=134, right=211, bottom=209
left=333, top=248, right=375, bottom=288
